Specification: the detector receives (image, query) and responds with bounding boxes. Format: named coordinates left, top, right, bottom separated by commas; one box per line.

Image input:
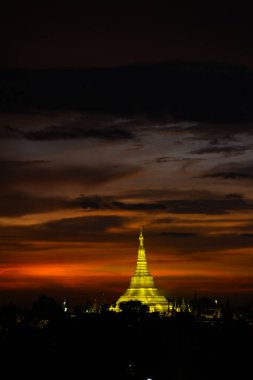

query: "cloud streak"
left=0, top=125, right=135, bottom=141
left=0, top=160, right=141, bottom=191
left=0, top=215, right=133, bottom=243
left=76, top=193, right=253, bottom=215
left=202, top=162, right=253, bottom=181
left=190, top=145, right=249, bottom=156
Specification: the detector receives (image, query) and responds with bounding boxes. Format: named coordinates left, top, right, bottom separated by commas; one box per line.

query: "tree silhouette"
left=32, top=295, right=63, bottom=320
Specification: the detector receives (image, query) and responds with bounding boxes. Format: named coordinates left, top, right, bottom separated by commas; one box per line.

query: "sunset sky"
left=1, top=2, right=253, bottom=307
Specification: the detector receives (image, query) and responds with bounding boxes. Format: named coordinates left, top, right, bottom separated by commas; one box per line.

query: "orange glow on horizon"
left=1, top=199, right=253, bottom=301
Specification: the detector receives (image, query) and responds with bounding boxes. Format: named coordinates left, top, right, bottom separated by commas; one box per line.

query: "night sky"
left=1, top=1, right=253, bottom=307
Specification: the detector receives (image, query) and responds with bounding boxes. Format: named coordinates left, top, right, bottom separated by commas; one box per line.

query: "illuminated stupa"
left=110, top=230, right=168, bottom=314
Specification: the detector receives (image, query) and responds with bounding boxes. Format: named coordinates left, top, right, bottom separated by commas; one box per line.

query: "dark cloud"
left=4, top=117, right=125, bottom=146
left=2, top=189, right=250, bottom=218
left=77, top=193, right=253, bottom=215
left=144, top=156, right=205, bottom=168
left=0, top=215, right=132, bottom=243
left=155, top=156, right=174, bottom=163
left=112, top=189, right=250, bottom=205
left=0, top=160, right=51, bottom=167
left=77, top=195, right=166, bottom=212
left=0, top=125, right=135, bottom=141
left=202, top=162, right=253, bottom=181
left=206, top=172, right=253, bottom=180
left=163, top=199, right=253, bottom=214
left=155, top=217, right=175, bottom=224
left=160, top=232, right=199, bottom=237
left=151, top=231, right=253, bottom=254
left=2, top=218, right=253, bottom=255
left=25, top=126, right=134, bottom=141
left=190, top=145, right=249, bottom=156
left=0, top=62, right=253, bottom=123
left=0, top=191, right=73, bottom=217
left=146, top=156, right=183, bottom=164
left=172, top=122, right=253, bottom=139
left=0, top=125, right=23, bottom=139
left=40, top=215, right=128, bottom=241
left=0, top=160, right=141, bottom=190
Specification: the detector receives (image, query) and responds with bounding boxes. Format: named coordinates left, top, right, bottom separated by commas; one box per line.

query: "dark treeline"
left=0, top=295, right=252, bottom=379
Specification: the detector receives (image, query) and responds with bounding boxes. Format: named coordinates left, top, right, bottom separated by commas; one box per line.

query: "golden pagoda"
left=110, top=229, right=168, bottom=314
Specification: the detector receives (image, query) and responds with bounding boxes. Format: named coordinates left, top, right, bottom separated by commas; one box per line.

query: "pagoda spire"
left=110, top=229, right=169, bottom=314
left=139, top=227, right=143, bottom=242
left=135, top=229, right=150, bottom=277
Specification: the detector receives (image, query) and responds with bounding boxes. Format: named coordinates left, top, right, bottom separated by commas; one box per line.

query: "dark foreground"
left=1, top=312, right=252, bottom=380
